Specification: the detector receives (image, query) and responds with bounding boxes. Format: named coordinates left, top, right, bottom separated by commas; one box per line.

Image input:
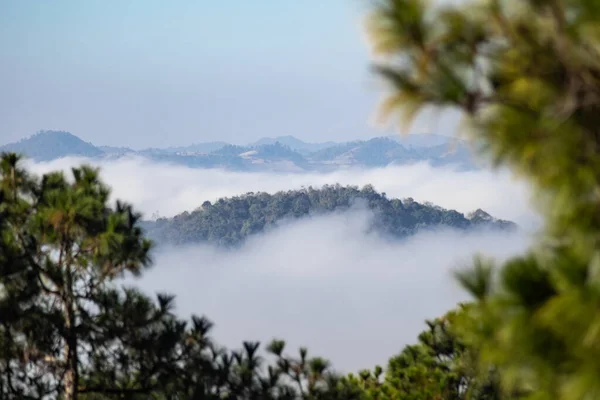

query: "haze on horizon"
left=0, top=0, right=461, bottom=148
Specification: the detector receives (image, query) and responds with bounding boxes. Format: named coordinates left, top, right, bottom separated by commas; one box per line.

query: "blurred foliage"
left=367, top=0, right=600, bottom=398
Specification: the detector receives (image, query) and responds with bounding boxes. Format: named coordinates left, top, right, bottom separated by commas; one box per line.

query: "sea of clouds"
left=26, top=155, right=537, bottom=227
left=25, top=156, right=539, bottom=371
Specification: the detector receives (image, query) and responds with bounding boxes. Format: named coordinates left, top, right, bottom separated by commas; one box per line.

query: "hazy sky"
left=0, top=0, right=450, bottom=148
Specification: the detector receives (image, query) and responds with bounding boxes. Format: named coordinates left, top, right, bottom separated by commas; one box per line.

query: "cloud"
left=25, top=155, right=538, bottom=228
left=24, top=156, right=536, bottom=371
left=127, top=209, right=530, bottom=372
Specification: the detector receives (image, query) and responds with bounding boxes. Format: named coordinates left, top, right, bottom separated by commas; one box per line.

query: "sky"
left=0, top=0, right=461, bottom=148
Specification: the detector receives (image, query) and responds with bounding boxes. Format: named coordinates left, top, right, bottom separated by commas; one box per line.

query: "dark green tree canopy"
left=143, top=185, right=515, bottom=247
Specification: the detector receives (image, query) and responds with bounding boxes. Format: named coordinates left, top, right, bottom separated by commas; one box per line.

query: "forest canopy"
left=142, top=185, right=515, bottom=247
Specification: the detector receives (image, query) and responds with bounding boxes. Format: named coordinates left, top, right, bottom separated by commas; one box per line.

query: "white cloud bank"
left=130, top=210, right=531, bottom=372
left=26, top=155, right=538, bottom=228
left=24, top=156, right=537, bottom=371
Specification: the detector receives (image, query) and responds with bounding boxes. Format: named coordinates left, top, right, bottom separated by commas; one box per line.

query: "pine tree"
left=346, top=309, right=504, bottom=400
left=366, top=0, right=600, bottom=398
left=0, top=153, right=174, bottom=399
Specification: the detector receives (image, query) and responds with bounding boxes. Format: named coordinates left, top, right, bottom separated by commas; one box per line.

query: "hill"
left=249, top=135, right=337, bottom=153
left=141, top=185, right=516, bottom=247
left=0, top=130, right=103, bottom=161
left=311, top=137, right=422, bottom=167
left=389, top=133, right=453, bottom=148
left=155, top=141, right=229, bottom=155
left=250, top=134, right=453, bottom=153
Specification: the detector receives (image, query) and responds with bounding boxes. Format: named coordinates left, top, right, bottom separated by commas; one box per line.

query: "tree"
left=0, top=153, right=189, bottom=399
left=366, top=0, right=600, bottom=398
left=346, top=309, right=504, bottom=400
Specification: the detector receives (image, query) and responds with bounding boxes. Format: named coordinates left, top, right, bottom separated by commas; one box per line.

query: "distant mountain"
left=224, top=142, right=310, bottom=171
left=310, top=137, right=419, bottom=167
left=141, top=185, right=516, bottom=247
left=1, top=131, right=103, bottom=161
left=249, top=135, right=337, bottom=153
left=249, top=134, right=453, bottom=152
left=389, top=133, right=453, bottom=148
left=1, top=131, right=477, bottom=171
left=417, top=142, right=477, bottom=168
left=98, top=145, right=136, bottom=155
left=309, top=137, right=476, bottom=169
left=151, top=141, right=229, bottom=155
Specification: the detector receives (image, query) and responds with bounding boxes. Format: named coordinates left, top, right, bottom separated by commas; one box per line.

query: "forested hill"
left=142, top=185, right=516, bottom=247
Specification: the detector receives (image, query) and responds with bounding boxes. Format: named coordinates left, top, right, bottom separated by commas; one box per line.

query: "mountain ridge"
left=1, top=130, right=103, bottom=161
left=1, top=130, right=476, bottom=172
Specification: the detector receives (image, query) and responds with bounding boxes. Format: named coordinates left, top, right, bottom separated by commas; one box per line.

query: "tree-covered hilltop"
left=142, top=185, right=516, bottom=247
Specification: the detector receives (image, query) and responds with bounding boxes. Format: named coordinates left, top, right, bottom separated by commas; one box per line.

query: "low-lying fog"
left=27, top=156, right=538, bottom=371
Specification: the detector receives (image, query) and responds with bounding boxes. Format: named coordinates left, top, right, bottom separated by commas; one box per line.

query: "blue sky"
left=0, top=1, right=450, bottom=148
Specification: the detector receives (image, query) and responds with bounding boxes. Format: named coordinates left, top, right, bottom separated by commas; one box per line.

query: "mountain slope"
left=157, top=141, right=229, bottom=155
left=142, top=185, right=516, bottom=247
left=250, top=134, right=454, bottom=152
left=1, top=130, right=103, bottom=161
left=250, top=135, right=337, bottom=153
left=208, top=142, right=309, bottom=171
left=389, top=133, right=453, bottom=148
left=310, top=137, right=470, bottom=168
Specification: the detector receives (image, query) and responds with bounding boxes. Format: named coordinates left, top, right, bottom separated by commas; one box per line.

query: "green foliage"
left=367, top=0, right=600, bottom=398
left=143, top=185, right=515, bottom=247
left=346, top=309, right=505, bottom=400
left=0, top=152, right=153, bottom=398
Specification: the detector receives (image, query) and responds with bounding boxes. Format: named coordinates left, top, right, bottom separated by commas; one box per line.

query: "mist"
left=26, top=155, right=538, bottom=228
left=25, top=156, right=536, bottom=371
left=130, top=210, right=530, bottom=372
